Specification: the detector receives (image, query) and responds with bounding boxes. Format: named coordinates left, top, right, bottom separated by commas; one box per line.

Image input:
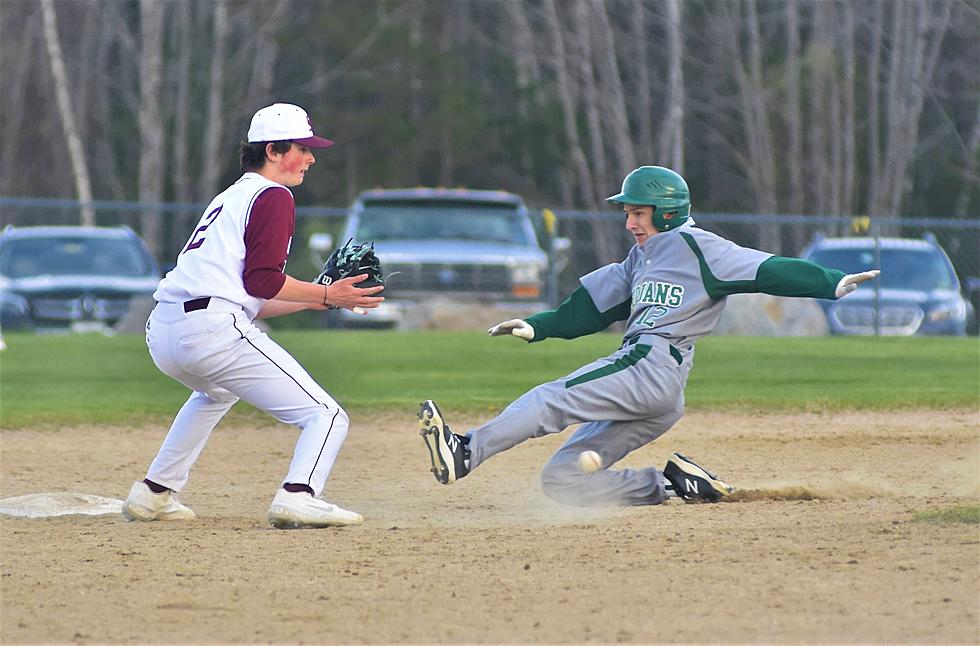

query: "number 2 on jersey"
left=184, top=205, right=223, bottom=253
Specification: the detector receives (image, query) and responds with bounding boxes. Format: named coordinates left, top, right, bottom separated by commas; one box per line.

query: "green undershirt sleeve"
left=525, top=285, right=631, bottom=342
left=755, top=257, right=845, bottom=299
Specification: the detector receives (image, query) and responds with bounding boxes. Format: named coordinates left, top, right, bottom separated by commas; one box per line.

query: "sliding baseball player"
left=420, top=165, right=878, bottom=506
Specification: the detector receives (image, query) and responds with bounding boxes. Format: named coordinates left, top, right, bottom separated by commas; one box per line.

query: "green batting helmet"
left=606, top=166, right=691, bottom=232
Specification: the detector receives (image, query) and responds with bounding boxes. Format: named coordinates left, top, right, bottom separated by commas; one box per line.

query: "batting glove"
left=487, top=319, right=534, bottom=341
left=835, top=269, right=880, bottom=298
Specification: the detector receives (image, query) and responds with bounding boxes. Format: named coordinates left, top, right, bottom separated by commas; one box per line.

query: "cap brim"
left=294, top=135, right=334, bottom=148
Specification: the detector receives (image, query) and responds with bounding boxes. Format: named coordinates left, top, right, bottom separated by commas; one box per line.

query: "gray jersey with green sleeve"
left=581, top=219, right=770, bottom=349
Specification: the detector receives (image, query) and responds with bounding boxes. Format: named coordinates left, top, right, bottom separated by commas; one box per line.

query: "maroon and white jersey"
left=154, top=173, right=295, bottom=319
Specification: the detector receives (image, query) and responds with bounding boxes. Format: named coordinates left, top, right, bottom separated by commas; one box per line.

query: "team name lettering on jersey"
left=632, top=281, right=684, bottom=308
left=632, top=281, right=685, bottom=328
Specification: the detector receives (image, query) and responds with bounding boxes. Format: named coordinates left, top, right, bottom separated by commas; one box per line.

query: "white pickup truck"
left=311, top=187, right=569, bottom=328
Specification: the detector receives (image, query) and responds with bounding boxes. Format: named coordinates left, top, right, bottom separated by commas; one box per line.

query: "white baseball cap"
left=247, top=103, right=334, bottom=148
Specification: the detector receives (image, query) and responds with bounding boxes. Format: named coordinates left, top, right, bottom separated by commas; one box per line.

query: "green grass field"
left=0, top=331, right=977, bottom=428
left=912, top=505, right=980, bottom=524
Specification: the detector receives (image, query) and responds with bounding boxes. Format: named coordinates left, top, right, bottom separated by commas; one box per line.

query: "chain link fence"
left=2, top=197, right=978, bottom=334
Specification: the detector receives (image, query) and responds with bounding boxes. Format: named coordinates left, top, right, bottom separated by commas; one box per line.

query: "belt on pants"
left=183, top=297, right=211, bottom=313
left=624, top=335, right=683, bottom=365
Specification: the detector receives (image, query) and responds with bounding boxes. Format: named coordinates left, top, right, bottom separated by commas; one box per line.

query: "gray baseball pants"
left=466, top=335, right=692, bottom=506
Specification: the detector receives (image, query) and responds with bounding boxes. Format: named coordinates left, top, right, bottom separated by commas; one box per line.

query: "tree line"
left=1, top=0, right=977, bottom=261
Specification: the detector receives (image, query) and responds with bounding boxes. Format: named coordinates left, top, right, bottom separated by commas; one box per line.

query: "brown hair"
left=239, top=140, right=293, bottom=172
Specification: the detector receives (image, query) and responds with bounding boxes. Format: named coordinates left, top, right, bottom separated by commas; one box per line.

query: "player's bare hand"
left=487, top=319, right=534, bottom=341
left=325, top=274, right=385, bottom=310
left=835, top=269, right=880, bottom=298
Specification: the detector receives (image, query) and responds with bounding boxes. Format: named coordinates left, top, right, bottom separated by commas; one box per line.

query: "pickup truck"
left=311, top=187, right=569, bottom=328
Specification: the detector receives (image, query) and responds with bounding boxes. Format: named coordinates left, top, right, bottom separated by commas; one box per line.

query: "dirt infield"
left=2, top=409, right=978, bottom=644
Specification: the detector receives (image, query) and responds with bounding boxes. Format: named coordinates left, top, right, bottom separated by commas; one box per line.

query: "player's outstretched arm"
left=752, top=257, right=880, bottom=300
left=487, top=286, right=628, bottom=343
left=254, top=274, right=383, bottom=320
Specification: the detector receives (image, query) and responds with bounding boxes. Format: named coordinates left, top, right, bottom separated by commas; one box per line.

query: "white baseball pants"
left=143, top=299, right=348, bottom=496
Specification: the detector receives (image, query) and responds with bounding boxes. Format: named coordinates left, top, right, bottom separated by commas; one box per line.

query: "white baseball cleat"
left=267, top=489, right=363, bottom=529
left=121, top=481, right=196, bottom=521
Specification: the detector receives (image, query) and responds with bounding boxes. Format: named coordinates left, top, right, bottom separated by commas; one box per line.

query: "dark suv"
left=800, top=233, right=974, bottom=336
left=0, top=226, right=160, bottom=332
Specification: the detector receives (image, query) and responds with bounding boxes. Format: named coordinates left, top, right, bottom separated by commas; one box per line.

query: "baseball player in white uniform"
left=122, top=103, right=384, bottom=528
left=420, top=166, right=879, bottom=506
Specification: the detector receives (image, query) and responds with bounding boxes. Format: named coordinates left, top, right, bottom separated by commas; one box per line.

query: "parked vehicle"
left=0, top=225, right=160, bottom=332
left=311, top=187, right=569, bottom=328
left=800, top=233, right=975, bottom=336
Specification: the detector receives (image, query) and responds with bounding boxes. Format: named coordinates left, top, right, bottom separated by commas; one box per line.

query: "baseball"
left=578, top=450, right=603, bottom=474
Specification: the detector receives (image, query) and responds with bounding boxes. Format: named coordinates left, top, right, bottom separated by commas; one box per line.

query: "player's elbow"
left=243, top=270, right=286, bottom=299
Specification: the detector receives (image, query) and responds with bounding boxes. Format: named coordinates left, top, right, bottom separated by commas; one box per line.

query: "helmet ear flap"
left=653, top=208, right=686, bottom=231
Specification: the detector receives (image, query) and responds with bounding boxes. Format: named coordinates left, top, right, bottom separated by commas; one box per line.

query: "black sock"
left=283, top=483, right=314, bottom=495
left=143, top=478, right=169, bottom=494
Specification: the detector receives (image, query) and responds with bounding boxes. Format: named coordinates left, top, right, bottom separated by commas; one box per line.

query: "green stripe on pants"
left=564, top=344, right=652, bottom=388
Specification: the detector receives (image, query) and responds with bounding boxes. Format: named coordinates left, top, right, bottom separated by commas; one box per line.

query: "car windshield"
left=808, top=247, right=957, bottom=291
left=0, top=236, right=153, bottom=278
left=355, top=202, right=530, bottom=245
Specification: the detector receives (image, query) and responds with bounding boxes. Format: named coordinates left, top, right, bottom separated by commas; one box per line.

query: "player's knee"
left=326, top=406, right=349, bottom=439
left=198, top=389, right=238, bottom=406
left=301, top=405, right=349, bottom=439
left=539, top=461, right=589, bottom=506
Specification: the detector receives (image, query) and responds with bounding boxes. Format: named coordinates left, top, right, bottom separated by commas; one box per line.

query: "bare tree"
left=865, top=0, right=884, bottom=218
left=201, top=0, right=229, bottom=198
left=40, top=0, right=94, bottom=225
left=138, top=0, right=165, bottom=255
left=827, top=2, right=844, bottom=216
left=869, top=0, right=952, bottom=218
left=503, top=1, right=541, bottom=178
left=954, top=102, right=980, bottom=219
left=840, top=1, right=857, bottom=217
left=171, top=0, right=195, bottom=204
left=4, top=0, right=975, bottom=240
left=784, top=0, right=805, bottom=252
left=807, top=2, right=833, bottom=220
left=658, top=0, right=685, bottom=172
left=76, top=1, right=129, bottom=202
left=541, top=0, right=593, bottom=209
left=576, top=0, right=629, bottom=263
left=627, top=0, right=654, bottom=160
left=573, top=0, right=608, bottom=210
left=0, top=6, right=40, bottom=196
left=241, top=1, right=289, bottom=112
left=725, top=0, right=779, bottom=250
left=591, top=1, right=636, bottom=183
left=407, top=1, right=424, bottom=186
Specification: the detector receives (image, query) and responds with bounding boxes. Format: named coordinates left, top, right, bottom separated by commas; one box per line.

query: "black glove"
left=315, top=238, right=385, bottom=309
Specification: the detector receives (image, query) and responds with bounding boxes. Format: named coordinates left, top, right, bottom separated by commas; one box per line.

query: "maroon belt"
left=183, top=297, right=211, bottom=313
